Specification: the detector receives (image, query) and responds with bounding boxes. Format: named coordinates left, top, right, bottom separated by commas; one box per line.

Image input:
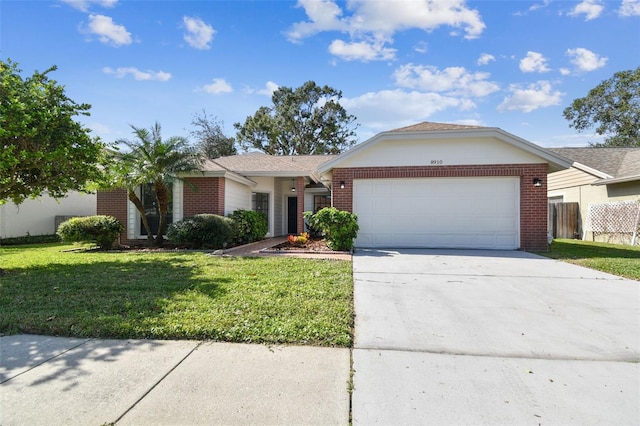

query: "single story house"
left=98, top=122, right=570, bottom=251
left=547, top=147, right=640, bottom=241
left=0, top=191, right=96, bottom=239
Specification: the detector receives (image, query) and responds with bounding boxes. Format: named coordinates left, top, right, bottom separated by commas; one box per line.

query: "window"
left=314, top=194, right=331, bottom=212
left=252, top=192, right=269, bottom=221
left=140, top=183, right=173, bottom=236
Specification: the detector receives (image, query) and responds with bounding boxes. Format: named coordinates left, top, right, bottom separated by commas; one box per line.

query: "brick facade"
left=96, top=188, right=129, bottom=244
left=296, top=176, right=305, bottom=234
left=331, top=163, right=549, bottom=251
left=183, top=177, right=224, bottom=217
left=97, top=177, right=225, bottom=245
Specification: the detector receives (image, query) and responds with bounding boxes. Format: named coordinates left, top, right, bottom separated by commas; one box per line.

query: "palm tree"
left=110, top=122, right=202, bottom=247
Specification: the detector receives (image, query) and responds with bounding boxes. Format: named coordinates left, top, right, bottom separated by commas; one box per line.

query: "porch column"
left=297, top=176, right=305, bottom=234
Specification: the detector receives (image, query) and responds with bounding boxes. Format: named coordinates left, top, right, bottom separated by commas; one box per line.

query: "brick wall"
left=331, top=164, right=549, bottom=251
left=97, top=177, right=226, bottom=246
left=96, top=188, right=129, bottom=244
left=183, top=177, right=224, bottom=217
left=296, top=176, right=305, bottom=234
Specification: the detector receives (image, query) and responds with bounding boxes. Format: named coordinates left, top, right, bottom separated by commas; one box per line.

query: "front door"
left=287, top=197, right=298, bottom=235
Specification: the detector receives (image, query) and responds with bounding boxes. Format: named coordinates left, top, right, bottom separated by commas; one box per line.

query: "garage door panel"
left=353, top=177, right=520, bottom=250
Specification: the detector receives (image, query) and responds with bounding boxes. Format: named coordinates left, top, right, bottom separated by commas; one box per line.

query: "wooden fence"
left=548, top=202, right=580, bottom=239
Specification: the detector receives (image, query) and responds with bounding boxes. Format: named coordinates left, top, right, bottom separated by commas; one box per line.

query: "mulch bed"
left=271, top=238, right=334, bottom=252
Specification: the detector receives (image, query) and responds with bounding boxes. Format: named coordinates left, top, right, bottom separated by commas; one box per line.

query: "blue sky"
left=2, top=0, right=638, bottom=149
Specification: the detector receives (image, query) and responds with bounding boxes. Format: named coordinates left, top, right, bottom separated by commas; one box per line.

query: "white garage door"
left=353, top=177, right=520, bottom=249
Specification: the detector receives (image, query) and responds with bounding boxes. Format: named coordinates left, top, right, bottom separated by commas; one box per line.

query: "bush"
left=167, top=214, right=232, bottom=249
left=57, top=215, right=124, bottom=250
left=0, top=234, right=61, bottom=246
left=304, top=207, right=359, bottom=251
left=228, top=209, right=268, bottom=246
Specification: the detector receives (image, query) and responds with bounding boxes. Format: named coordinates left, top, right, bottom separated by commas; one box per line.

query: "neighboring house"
left=0, top=191, right=97, bottom=239
left=547, top=147, right=640, bottom=241
left=98, top=122, right=570, bottom=251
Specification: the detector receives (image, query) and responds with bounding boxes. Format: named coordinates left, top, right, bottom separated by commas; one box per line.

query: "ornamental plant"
left=57, top=215, right=124, bottom=250
left=288, top=232, right=310, bottom=247
left=303, top=208, right=358, bottom=251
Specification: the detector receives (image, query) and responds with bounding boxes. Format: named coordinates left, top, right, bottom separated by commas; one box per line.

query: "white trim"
left=571, top=162, right=613, bottom=179
left=173, top=181, right=183, bottom=222
left=592, top=174, right=640, bottom=186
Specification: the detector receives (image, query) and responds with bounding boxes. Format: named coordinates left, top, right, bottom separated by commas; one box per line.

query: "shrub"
left=304, top=207, right=359, bottom=251
left=166, top=214, right=232, bottom=249
left=57, top=215, right=124, bottom=250
left=0, top=233, right=61, bottom=246
left=228, top=209, right=268, bottom=245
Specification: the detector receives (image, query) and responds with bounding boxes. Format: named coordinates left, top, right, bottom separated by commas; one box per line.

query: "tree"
left=234, top=81, right=358, bottom=155
left=190, top=110, right=237, bottom=159
left=103, top=122, right=202, bottom=247
left=563, top=67, right=640, bottom=147
left=0, top=59, right=104, bottom=205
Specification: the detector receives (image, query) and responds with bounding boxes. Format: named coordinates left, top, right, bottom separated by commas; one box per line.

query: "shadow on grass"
left=0, top=255, right=226, bottom=340
left=547, top=240, right=640, bottom=260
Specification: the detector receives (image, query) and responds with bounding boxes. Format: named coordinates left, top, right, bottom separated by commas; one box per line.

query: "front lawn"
left=0, top=244, right=353, bottom=346
left=539, top=239, right=640, bottom=281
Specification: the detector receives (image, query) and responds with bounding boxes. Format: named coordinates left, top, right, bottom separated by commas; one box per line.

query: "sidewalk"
left=0, top=335, right=350, bottom=425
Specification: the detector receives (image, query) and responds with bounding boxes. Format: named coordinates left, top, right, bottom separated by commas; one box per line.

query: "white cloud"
left=288, top=0, right=487, bottom=39
left=86, top=14, right=131, bottom=46
left=328, top=38, right=396, bottom=61
left=258, top=81, right=280, bottom=96
left=566, top=47, right=608, bottom=72
left=342, top=89, right=472, bottom=131
left=183, top=16, right=215, bottom=50
left=620, top=0, right=640, bottom=16
left=519, top=51, right=550, bottom=73
left=560, top=68, right=571, bottom=76
left=498, top=81, right=564, bottom=113
left=61, top=0, right=117, bottom=12
left=393, top=64, right=500, bottom=97
left=203, top=78, right=233, bottom=94
left=477, top=53, right=495, bottom=66
left=568, top=0, right=604, bottom=20
left=103, top=67, right=171, bottom=81
left=414, top=41, right=428, bottom=54
left=287, top=0, right=485, bottom=62
left=287, top=0, right=348, bottom=40
left=244, top=81, right=280, bottom=96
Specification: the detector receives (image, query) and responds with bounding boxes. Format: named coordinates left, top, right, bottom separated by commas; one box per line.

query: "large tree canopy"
left=190, top=110, right=237, bottom=159
left=234, top=81, right=358, bottom=155
left=0, top=59, right=104, bottom=204
left=102, top=122, right=202, bottom=246
left=563, top=67, right=640, bottom=147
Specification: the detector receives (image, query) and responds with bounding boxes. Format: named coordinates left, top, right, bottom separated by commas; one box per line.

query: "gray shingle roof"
left=548, top=147, right=640, bottom=178
left=212, top=152, right=335, bottom=174
left=390, top=122, right=488, bottom=132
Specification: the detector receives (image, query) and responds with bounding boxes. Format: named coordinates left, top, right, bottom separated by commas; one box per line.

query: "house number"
left=430, top=160, right=444, bottom=165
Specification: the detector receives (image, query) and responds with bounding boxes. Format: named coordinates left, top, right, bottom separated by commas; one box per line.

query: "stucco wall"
left=1, top=191, right=96, bottom=239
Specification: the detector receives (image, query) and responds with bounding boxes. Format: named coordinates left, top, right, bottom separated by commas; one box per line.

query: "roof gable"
left=318, top=121, right=571, bottom=174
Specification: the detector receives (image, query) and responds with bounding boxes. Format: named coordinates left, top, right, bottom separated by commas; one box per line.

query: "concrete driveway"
left=352, top=249, right=640, bottom=425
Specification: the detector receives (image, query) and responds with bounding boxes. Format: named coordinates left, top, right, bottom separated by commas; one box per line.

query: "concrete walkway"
left=0, top=336, right=350, bottom=425
left=351, top=249, right=640, bottom=425
left=220, top=236, right=352, bottom=260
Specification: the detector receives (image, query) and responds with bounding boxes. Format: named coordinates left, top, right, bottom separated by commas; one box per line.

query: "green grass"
left=539, top=239, right=640, bottom=281
left=0, top=244, right=353, bottom=346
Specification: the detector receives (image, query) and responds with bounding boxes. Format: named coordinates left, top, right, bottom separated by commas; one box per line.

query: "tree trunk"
left=154, top=180, right=168, bottom=247
left=128, top=189, right=155, bottom=246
